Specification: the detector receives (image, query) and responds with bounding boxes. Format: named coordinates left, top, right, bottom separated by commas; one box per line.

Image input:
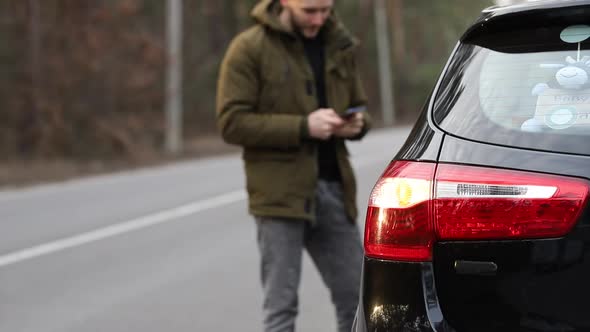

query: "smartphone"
left=342, top=105, right=366, bottom=119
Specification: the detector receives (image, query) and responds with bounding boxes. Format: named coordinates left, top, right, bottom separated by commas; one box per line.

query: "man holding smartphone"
left=216, top=0, right=371, bottom=331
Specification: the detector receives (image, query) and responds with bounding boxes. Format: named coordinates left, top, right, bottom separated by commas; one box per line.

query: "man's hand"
left=334, top=112, right=364, bottom=138
left=307, top=108, right=345, bottom=140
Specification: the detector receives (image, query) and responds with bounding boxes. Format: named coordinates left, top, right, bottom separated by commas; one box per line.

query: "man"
left=216, top=0, right=371, bottom=331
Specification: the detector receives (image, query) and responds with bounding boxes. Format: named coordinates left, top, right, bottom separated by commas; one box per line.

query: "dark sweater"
left=301, top=31, right=341, bottom=182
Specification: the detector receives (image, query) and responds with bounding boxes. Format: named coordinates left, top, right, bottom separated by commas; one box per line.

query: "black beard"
left=284, top=7, right=323, bottom=39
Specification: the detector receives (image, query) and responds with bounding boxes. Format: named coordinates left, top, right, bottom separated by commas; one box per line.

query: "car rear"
left=354, top=1, right=590, bottom=331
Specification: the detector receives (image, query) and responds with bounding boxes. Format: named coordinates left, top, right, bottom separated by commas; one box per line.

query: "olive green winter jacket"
left=216, top=0, right=371, bottom=222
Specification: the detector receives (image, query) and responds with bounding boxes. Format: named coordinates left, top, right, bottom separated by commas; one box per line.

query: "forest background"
left=0, top=0, right=492, bottom=185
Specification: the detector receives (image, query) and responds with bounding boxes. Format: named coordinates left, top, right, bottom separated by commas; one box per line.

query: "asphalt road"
left=0, top=127, right=411, bottom=332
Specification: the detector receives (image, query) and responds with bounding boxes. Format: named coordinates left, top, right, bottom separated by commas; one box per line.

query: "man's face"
left=281, top=0, right=334, bottom=38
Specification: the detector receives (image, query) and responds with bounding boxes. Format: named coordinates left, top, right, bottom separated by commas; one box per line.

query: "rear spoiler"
left=461, top=1, right=590, bottom=44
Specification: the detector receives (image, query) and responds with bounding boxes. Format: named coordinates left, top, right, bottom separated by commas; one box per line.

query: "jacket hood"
left=251, top=0, right=287, bottom=34
left=250, top=0, right=359, bottom=50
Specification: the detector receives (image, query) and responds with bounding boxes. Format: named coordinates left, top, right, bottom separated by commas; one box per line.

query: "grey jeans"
left=255, top=180, right=363, bottom=332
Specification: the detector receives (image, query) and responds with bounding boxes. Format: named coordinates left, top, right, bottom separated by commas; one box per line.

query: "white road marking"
left=0, top=190, right=246, bottom=268
left=0, top=156, right=388, bottom=268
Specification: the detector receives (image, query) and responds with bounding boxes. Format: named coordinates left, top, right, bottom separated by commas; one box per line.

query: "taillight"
left=364, top=161, right=436, bottom=261
left=435, top=164, right=589, bottom=240
left=364, top=161, right=590, bottom=262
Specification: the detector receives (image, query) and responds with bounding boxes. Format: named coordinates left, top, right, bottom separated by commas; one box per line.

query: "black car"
left=353, top=1, right=590, bottom=331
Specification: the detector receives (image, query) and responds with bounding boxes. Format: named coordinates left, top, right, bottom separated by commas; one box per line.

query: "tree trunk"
left=165, top=0, right=183, bottom=154
left=22, top=0, right=41, bottom=155
left=388, top=0, right=406, bottom=63
left=388, top=0, right=407, bottom=120
left=374, top=0, right=394, bottom=125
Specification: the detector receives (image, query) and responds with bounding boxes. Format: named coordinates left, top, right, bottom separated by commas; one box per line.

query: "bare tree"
left=388, top=0, right=406, bottom=64
left=166, top=0, right=183, bottom=154
left=374, top=0, right=394, bottom=125
left=23, top=0, right=42, bottom=154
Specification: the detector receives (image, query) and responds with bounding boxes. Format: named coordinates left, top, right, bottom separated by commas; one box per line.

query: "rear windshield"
left=434, top=23, right=590, bottom=156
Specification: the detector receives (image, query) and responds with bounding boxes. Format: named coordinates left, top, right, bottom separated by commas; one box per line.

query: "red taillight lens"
left=364, top=161, right=436, bottom=262
left=364, top=161, right=590, bottom=262
left=434, top=164, right=589, bottom=240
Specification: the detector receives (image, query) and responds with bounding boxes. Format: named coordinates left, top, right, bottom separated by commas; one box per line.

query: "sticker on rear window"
left=522, top=25, right=590, bottom=132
